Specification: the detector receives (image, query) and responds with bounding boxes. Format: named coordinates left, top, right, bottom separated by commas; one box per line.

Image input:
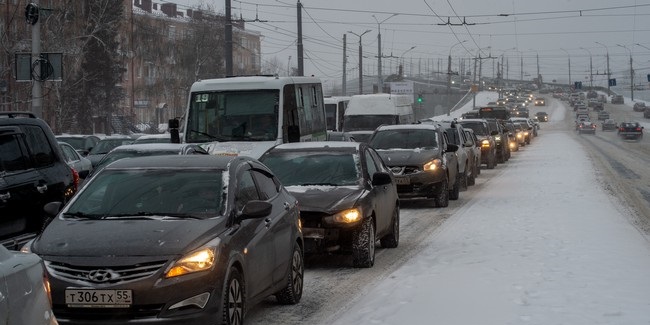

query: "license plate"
left=395, top=177, right=410, bottom=185
left=66, top=289, right=132, bottom=308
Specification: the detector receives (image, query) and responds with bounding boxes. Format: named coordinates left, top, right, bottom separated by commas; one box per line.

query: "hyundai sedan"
left=27, top=155, right=304, bottom=325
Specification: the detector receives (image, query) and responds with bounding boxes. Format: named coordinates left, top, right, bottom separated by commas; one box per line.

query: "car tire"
left=487, top=152, right=496, bottom=169
left=467, top=167, right=476, bottom=186
left=352, top=217, right=375, bottom=268
left=459, top=171, right=468, bottom=191
left=222, top=267, right=245, bottom=325
left=275, top=244, right=304, bottom=305
left=380, top=206, right=399, bottom=248
left=433, top=178, right=449, bottom=208
left=449, top=174, right=460, bottom=200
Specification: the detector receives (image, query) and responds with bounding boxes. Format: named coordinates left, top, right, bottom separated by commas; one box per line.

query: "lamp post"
left=348, top=29, right=372, bottom=95
left=447, top=40, right=467, bottom=115
left=595, top=41, right=611, bottom=94
left=398, top=46, right=416, bottom=77
left=560, top=48, right=571, bottom=87
left=579, top=47, right=593, bottom=89
left=373, top=13, right=398, bottom=93
left=617, top=44, right=634, bottom=101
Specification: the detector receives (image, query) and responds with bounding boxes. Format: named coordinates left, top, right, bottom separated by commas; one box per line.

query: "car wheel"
left=496, top=151, right=505, bottom=164
left=222, top=267, right=245, bottom=325
left=459, top=171, right=468, bottom=191
left=476, top=160, right=481, bottom=175
left=352, top=217, right=375, bottom=268
left=275, top=244, right=304, bottom=304
left=433, top=178, right=449, bottom=208
left=486, top=152, right=496, bottom=169
left=467, top=167, right=476, bottom=186
left=449, top=174, right=460, bottom=200
left=380, top=206, right=399, bottom=248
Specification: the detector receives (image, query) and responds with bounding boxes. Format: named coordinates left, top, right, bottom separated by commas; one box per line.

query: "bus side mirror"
left=169, top=119, right=180, bottom=143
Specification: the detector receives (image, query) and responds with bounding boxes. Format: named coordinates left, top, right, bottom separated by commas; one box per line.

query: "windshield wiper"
left=299, top=182, right=340, bottom=186
left=101, top=212, right=204, bottom=220
left=63, top=212, right=102, bottom=220
left=187, top=129, right=231, bottom=141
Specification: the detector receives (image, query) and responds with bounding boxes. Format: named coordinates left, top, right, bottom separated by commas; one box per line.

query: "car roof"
left=376, top=123, right=441, bottom=131
left=109, top=143, right=199, bottom=152
left=270, top=141, right=361, bottom=151
left=104, top=154, right=244, bottom=170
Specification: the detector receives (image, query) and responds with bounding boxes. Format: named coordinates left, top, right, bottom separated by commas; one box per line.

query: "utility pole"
left=342, top=34, right=347, bottom=96
left=225, top=0, right=233, bottom=76
left=373, top=14, right=397, bottom=93
left=595, top=42, right=611, bottom=94
left=348, top=30, right=371, bottom=95
left=617, top=44, right=633, bottom=101
left=29, top=1, right=43, bottom=118
left=580, top=48, right=593, bottom=89
left=296, top=1, right=304, bottom=76
left=560, top=48, right=571, bottom=87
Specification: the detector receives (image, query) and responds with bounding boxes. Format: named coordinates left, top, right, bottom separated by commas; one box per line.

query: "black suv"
left=369, top=124, right=460, bottom=207
left=0, top=112, right=75, bottom=249
left=484, top=118, right=510, bottom=163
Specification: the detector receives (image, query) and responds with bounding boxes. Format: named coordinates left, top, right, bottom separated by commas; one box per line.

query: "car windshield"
left=56, top=137, right=86, bottom=150
left=370, top=129, right=439, bottom=150
left=460, top=122, right=488, bottom=136
left=66, top=169, right=224, bottom=219
left=261, top=151, right=360, bottom=187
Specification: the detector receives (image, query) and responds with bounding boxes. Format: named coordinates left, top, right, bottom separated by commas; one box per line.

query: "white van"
left=342, top=94, right=415, bottom=143
left=324, top=96, right=351, bottom=140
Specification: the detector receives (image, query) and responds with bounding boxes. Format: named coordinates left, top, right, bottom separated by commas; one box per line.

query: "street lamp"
left=617, top=44, right=634, bottom=101
left=529, top=48, right=541, bottom=88
left=373, top=13, right=398, bottom=93
left=560, top=48, right=571, bottom=87
left=579, top=47, right=593, bottom=89
left=447, top=40, right=467, bottom=115
left=636, top=43, right=650, bottom=51
left=595, top=41, right=611, bottom=94
left=348, top=29, right=372, bottom=95
left=398, top=46, right=416, bottom=77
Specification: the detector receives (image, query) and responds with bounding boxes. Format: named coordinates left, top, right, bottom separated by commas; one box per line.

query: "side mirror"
left=44, top=201, right=64, bottom=217
left=239, top=200, right=272, bottom=220
left=446, top=143, right=459, bottom=152
left=490, top=130, right=499, bottom=136
left=372, top=172, right=392, bottom=186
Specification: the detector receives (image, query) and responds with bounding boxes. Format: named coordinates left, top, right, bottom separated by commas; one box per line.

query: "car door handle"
left=0, top=192, right=10, bottom=201
left=265, top=217, right=272, bottom=224
left=283, top=202, right=292, bottom=210
left=36, top=184, right=48, bottom=194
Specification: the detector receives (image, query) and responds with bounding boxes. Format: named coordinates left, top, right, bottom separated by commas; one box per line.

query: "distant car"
left=260, top=141, right=399, bottom=268
left=457, top=119, right=498, bottom=169
left=58, top=141, right=92, bottom=179
left=29, top=155, right=304, bottom=325
left=368, top=124, right=460, bottom=207
left=85, top=136, right=134, bottom=167
left=56, top=134, right=101, bottom=156
left=462, top=128, right=482, bottom=182
left=577, top=121, right=597, bottom=134
left=86, top=143, right=209, bottom=180
left=501, top=121, right=520, bottom=152
left=618, top=121, right=644, bottom=140
left=0, top=245, right=58, bottom=325
left=602, top=119, right=618, bottom=131
left=597, top=111, right=611, bottom=121
left=535, top=111, right=549, bottom=122
left=633, top=102, right=647, bottom=112
left=132, top=133, right=182, bottom=144
left=534, top=97, right=545, bottom=106
left=611, top=95, right=624, bottom=104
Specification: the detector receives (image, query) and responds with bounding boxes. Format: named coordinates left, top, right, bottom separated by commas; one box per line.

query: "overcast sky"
left=167, top=0, right=650, bottom=89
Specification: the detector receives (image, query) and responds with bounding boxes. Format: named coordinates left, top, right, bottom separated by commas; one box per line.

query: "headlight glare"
left=165, top=248, right=215, bottom=278
left=423, top=158, right=442, bottom=172
left=332, top=208, right=362, bottom=223
left=481, top=139, right=490, bottom=148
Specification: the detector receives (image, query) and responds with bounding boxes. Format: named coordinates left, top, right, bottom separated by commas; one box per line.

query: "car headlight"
left=481, top=139, right=491, bottom=148
left=494, top=135, right=501, bottom=141
left=165, top=247, right=216, bottom=278
left=423, top=158, right=442, bottom=172
left=332, top=208, right=362, bottom=223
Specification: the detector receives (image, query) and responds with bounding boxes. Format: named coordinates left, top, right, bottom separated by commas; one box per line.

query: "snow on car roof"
left=272, top=141, right=360, bottom=150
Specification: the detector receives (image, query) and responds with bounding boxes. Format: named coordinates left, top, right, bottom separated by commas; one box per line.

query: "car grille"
left=389, top=166, right=420, bottom=175
left=45, top=260, right=168, bottom=285
left=300, top=211, right=329, bottom=228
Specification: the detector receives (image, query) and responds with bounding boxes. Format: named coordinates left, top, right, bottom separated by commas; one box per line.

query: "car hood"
left=285, top=185, right=363, bottom=213
left=375, top=149, right=439, bottom=166
left=33, top=217, right=227, bottom=257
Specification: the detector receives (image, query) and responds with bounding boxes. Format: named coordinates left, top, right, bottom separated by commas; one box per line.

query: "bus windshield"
left=343, top=115, right=398, bottom=132
left=185, top=90, right=279, bottom=143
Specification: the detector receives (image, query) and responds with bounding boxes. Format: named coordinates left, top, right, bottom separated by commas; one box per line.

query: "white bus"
left=324, top=96, right=351, bottom=140
left=180, top=76, right=327, bottom=158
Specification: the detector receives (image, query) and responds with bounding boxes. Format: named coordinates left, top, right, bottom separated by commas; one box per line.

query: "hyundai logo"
left=88, top=269, right=117, bottom=283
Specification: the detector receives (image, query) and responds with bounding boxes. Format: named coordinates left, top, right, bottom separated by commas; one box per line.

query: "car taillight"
left=636, top=127, right=642, bottom=131
left=71, top=167, right=79, bottom=191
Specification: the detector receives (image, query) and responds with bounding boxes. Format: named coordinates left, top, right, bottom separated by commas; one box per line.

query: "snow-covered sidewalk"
left=326, top=100, right=650, bottom=324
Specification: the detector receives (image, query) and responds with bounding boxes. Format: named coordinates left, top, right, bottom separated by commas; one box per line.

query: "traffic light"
left=609, top=78, right=617, bottom=87
left=417, top=93, right=423, bottom=103
left=574, top=81, right=582, bottom=90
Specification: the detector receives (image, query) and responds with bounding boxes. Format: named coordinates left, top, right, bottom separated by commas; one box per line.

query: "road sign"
left=574, top=81, right=582, bottom=90
left=389, top=81, right=414, bottom=95
left=608, top=79, right=617, bottom=87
